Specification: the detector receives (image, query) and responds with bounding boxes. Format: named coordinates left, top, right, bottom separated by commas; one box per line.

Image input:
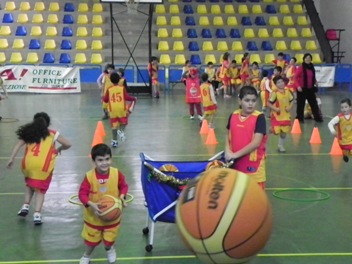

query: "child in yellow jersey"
left=250, top=61, right=261, bottom=91
left=259, top=70, right=272, bottom=117
left=148, top=56, right=160, bottom=98
left=200, top=73, right=217, bottom=128
left=6, top=112, right=71, bottom=225
left=272, top=52, right=288, bottom=73
left=103, top=73, right=137, bottom=148
left=225, top=86, right=267, bottom=190
left=267, top=76, right=294, bottom=153
left=271, top=66, right=283, bottom=92
left=78, top=144, right=129, bottom=264
left=97, top=64, right=115, bottom=119
left=328, top=98, right=352, bottom=163
left=181, top=60, right=192, bottom=85
left=204, top=61, right=219, bottom=92
left=304, top=97, right=322, bottom=120
left=229, top=60, right=241, bottom=94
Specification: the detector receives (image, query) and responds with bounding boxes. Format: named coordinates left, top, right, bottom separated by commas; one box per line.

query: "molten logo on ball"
left=176, top=168, right=272, bottom=264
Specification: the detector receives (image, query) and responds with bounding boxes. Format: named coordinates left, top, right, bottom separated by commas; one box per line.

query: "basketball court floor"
left=1, top=83, right=352, bottom=264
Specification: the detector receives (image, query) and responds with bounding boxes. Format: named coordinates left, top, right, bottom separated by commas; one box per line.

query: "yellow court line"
left=2, top=253, right=352, bottom=263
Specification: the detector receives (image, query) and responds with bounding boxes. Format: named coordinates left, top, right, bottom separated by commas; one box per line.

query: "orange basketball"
left=159, top=164, right=179, bottom=172
left=98, top=195, right=123, bottom=222
left=205, top=160, right=225, bottom=170
left=176, top=168, right=272, bottom=264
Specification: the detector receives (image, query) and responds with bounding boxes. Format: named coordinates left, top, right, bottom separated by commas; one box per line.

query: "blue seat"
left=183, top=5, right=193, bottom=14
left=29, top=39, right=41, bottom=49
left=247, top=41, right=258, bottom=51
left=61, top=40, right=72, bottom=50
left=249, top=0, right=260, bottom=2
left=201, top=28, right=212, bottom=38
left=196, top=0, right=206, bottom=2
left=190, top=54, right=201, bottom=65
left=210, top=0, right=220, bottom=2
left=15, top=26, right=27, bottom=36
left=236, top=0, right=246, bottom=2
left=62, top=27, right=73, bottom=37
left=63, top=14, right=74, bottom=24
left=241, top=17, right=252, bottom=26
left=266, top=5, right=277, bottom=14
left=188, top=41, right=199, bottom=51
left=261, top=41, right=273, bottom=51
left=223, top=0, right=233, bottom=2
left=43, top=53, right=55, bottom=63
left=2, top=13, right=14, bottom=23
left=230, top=28, right=241, bottom=38
left=215, top=29, right=227, bottom=38
left=185, top=16, right=196, bottom=26
left=283, top=54, right=291, bottom=62
left=183, top=0, right=192, bottom=2
left=255, top=16, right=266, bottom=26
left=59, top=53, right=71, bottom=63
left=187, top=28, right=198, bottom=38
left=64, top=3, right=75, bottom=12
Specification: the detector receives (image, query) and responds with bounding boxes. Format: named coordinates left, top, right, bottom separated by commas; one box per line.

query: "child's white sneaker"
left=190, top=115, right=194, bottom=120
left=79, top=256, right=90, bottom=264
left=18, top=204, right=29, bottom=217
left=197, top=115, right=203, bottom=121
left=117, top=130, right=126, bottom=142
left=278, top=145, right=286, bottom=153
left=33, top=212, right=43, bottom=225
left=111, top=140, right=118, bottom=148
left=106, top=248, right=116, bottom=263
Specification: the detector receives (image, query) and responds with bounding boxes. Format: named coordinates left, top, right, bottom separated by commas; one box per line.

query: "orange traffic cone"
left=205, top=128, right=218, bottom=145
left=330, top=137, right=343, bottom=156
left=291, top=119, right=302, bottom=134
left=96, top=121, right=106, bottom=138
left=309, top=127, right=322, bottom=144
left=91, top=133, right=103, bottom=147
left=200, top=119, right=209, bottom=135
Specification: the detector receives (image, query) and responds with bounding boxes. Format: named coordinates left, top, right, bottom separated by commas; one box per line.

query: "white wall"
left=315, top=0, right=352, bottom=63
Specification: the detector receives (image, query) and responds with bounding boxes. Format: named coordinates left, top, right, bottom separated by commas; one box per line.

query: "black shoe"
left=0, top=116, right=2, bottom=121
left=314, top=118, right=324, bottom=123
left=343, top=156, right=349, bottom=163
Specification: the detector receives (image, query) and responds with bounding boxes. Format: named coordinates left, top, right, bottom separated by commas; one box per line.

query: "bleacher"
left=0, top=1, right=108, bottom=65
left=153, top=0, right=323, bottom=66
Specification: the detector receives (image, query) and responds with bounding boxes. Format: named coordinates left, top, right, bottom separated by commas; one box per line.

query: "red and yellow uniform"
left=336, top=113, right=352, bottom=155
left=270, top=75, right=279, bottom=92
left=229, top=66, right=241, bottom=85
left=79, top=168, right=128, bottom=247
left=219, top=60, right=231, bottom=86
left=285, top=65, right=297, bottom=92
left=240, top=59, right=250, bottom=84
left=148, top=63, right=158, bottom=85
left=200, top=82, right=217, bottom=115
left=185, top=76, right=201, bottom=103
left=268, top=89, right=294, bottom=134
left=102, top=73, right=113, bottom=110
left=227, top=110, right=267, bottom=185
left=204, top=67, right=215, bottom=82
left=272, top=59, right=287, bottom=71
left=251, top=68, right=261, bottom=88
left=22, top=129, right=58, bottom=193
left=103, top=84, right=136, bottom=128
left=260, top=77, right=271, bottom=108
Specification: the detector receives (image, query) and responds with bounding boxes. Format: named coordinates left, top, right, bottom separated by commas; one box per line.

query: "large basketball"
left=176, top=168, right=272, bottom=264
left=98, top=195, right=123, bottom=222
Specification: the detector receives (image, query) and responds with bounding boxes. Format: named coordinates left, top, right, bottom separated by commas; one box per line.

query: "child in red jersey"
left=240, top=53, right=251, bottom=87
left=183, top=67, right=203, bottom=121
left=267, top=76, right=294, bottom=153
left=97, top=64, right=115, bottom=119
left=78, top=144, right=129, bottom=264
left=285, top=57, right=298, bottom=101
left=328, top=98, right=352, bottom=163
left=225, top=86, right=267, bottom=189
left=218, top=52, right=231, bottom=98
left=103, top=73, right=137, bottom=147
left=272, top=52, right=288, bottom=74
left=148, top=56, right=160, bottom=98
left=7, top=112, right=71, bottom=225
left=200, top=73, right=217, bottom=128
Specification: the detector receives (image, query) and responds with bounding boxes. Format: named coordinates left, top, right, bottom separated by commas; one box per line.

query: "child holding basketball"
left=225, top=86, right=268, bottom=189
left=267, top=76, right=294, bottom=153
left=97, top=64, right=115, bottom=120
left=6, top=112, right=71, bottom=225
left=183, top=67, right=203, bottom=121
left=328, top=98, right=352, bottom=163
left=103, top=73, right=137, bottom=147
left=200, top=73, right=217, bottom=128
left=78, top=143, right=129, bottom=264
